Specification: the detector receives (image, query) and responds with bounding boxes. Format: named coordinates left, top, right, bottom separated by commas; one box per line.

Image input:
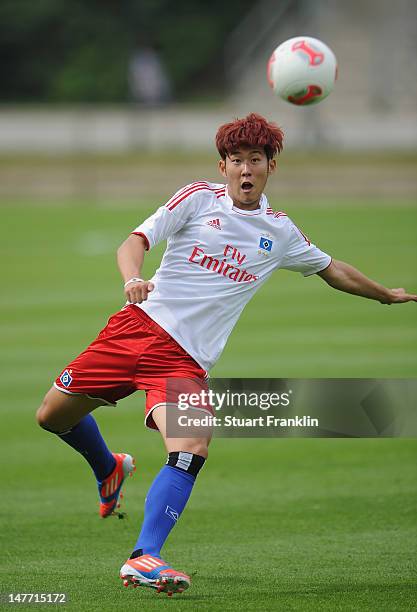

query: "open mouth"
left=241, top=181, right=254, bottom=193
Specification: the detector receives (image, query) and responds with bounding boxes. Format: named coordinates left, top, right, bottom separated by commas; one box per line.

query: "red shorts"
left=54, top=305, right=210, bottom=430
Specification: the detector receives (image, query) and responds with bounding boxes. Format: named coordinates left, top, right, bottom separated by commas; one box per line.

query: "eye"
left=252, top=157, right=261, bottom=163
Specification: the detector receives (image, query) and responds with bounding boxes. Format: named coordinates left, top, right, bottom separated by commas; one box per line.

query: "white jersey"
left=132, top=181, right=331, bottom=371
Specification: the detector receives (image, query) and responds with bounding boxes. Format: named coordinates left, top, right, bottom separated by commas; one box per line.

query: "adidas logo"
left=207, top=218, right=221, bottom=230
left=165, top=505, right=179, bottom=522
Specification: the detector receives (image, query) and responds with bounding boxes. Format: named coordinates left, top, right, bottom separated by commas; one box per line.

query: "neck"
left=231, top=198, right=261, bottom=211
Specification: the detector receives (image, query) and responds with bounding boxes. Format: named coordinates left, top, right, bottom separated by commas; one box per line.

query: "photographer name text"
left=177, top=414, right=319, bottom=428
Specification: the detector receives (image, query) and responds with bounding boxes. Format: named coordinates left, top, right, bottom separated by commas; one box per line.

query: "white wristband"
left=124, top=277, right=144, bottom=288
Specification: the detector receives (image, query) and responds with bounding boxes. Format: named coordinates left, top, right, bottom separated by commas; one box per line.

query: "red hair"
left=216, top=112, right=284, bottom=160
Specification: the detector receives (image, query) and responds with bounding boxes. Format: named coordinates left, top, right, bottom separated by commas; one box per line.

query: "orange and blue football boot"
left=98, top=453, right=135, bottom=518
left=120, top=554, right=190, bottom=596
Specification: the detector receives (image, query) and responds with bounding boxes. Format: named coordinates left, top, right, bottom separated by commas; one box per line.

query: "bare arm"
left=318, top=259, right=417, bottom=304
left=117, top=234, right=154, bottom=304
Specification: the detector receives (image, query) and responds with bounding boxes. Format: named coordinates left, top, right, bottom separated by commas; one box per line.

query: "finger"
left=393, top=294, right=417, bottom=304
left=139, top=285, right=146, bottom=302
left=127, top=288, right=141, bottom=304
left=142, top=282, right=154, bottom=301
left=127, top=282, right=145, bottom=303
left=124, top=281, right=153, bottom=303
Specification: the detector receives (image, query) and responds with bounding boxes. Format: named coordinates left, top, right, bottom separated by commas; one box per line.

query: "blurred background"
left=0, top=0, right=416, bottom=202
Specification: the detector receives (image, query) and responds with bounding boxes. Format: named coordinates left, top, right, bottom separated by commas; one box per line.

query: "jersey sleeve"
left=279, top=219, right=331, bottom=276
left=131, top=184, right=201, bottom=250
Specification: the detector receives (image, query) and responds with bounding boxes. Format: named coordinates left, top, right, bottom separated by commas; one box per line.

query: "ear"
left=268, top=159, right=277, bottom=174
left=218, top=159, right=227, bottom=178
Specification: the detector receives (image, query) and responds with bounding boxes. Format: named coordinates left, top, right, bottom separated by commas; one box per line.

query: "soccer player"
left=36, top=113, right=417, bottom=597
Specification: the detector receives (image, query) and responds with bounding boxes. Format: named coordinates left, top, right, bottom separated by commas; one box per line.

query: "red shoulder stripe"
left=167, top=185, right=212, bottom=211
left=166, top=183, right=224, bottom=211
left=266, top=208, right=287, bottom=218
left=165, top=182, right=210, bottom=210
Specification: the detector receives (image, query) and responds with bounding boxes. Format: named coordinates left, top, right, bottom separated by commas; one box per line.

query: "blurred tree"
left=0, top=0, right=253, bottom=103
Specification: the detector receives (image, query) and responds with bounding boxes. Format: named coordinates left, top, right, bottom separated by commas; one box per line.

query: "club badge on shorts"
left=60, top=369, right=73, bottom=388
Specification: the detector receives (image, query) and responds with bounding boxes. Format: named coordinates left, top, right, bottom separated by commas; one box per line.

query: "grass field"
left=1, top=198, right=416, bottom=610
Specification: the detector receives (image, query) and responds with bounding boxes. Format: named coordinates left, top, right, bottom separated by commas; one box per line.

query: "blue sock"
left=134, top=464, right=198, bottom=557
left=58, top=414, right=116, bottom=481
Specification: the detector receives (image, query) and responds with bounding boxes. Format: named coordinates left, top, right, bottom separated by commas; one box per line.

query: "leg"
left=38, top=307, right=147, bottom=515
left=120, top=404, right=211, bottom=595
left=36, top=386, right=103, bottom=432
left=152, top=403, right=212, bottom=458
left=36, top=386, right=116, bottom=479
left=134, top=403, right=211, bottom=555
left=36, top=387, right=135, bottom=516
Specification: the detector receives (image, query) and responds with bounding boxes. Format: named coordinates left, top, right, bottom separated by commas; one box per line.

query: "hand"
left=383, top=288, right=417, bottom=304
left=124, top=279, right=154, bottom=304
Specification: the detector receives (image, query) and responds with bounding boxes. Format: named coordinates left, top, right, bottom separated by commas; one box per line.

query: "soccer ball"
left=267, top=36, right=337, bottom=106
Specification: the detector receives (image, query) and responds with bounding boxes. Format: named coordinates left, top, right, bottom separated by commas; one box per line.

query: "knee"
left=36, top=396, right=56, bottom=431
left=183, top=441, right=209, bottom=459
left=36, top=400, right=49, bottom=430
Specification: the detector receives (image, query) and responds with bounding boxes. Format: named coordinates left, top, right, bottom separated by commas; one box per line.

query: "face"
left=218, top=146, right=276, bottom=210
